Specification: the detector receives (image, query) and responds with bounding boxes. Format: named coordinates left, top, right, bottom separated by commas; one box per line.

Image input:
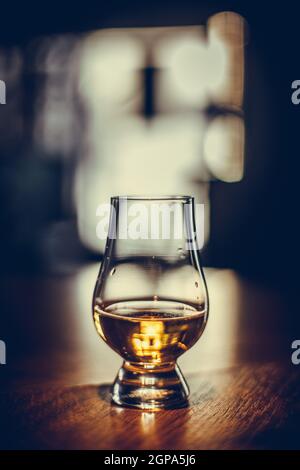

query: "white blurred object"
left=74, top=15, right=245, bottom=252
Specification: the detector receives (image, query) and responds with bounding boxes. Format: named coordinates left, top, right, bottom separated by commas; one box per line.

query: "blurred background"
left=0, top=0, right=300, bottom=385
left=1, top=0, right=298, bottom=279
left=2, top=1, right=300, bottom=451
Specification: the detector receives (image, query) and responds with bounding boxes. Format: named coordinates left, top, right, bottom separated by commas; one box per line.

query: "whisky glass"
left=92, top=196, right=208, bottom=409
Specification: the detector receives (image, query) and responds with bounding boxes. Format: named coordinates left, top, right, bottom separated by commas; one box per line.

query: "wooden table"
left=0, top=266, right=300, bottom=449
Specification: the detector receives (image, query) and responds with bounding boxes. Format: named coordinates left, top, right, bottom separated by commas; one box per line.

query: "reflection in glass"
left=92, top=196, right=209, bottom=409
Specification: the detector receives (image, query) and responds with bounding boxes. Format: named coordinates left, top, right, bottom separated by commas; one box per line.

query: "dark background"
left=0, top=0, right=300, bottom=451
left=0, top=0, right=299, bottom=282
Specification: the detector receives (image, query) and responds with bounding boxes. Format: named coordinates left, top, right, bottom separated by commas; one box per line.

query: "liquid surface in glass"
left=93, top=299, right=207, bottom=364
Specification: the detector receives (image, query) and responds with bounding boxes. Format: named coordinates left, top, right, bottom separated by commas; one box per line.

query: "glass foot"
left=111, top=361, right=189, bottom=410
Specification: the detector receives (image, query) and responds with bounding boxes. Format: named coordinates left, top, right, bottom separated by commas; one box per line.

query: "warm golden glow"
left=93, top=311, right=106, bottom=341
left=93, top=299, right=206, bottom=365
left=74, top=265, right=241, bottom=382
left=131, top=320, right=188, bottom=360
left=208, top=11, right=246, bottom=107
left=132, top=320, right=165, bottom=359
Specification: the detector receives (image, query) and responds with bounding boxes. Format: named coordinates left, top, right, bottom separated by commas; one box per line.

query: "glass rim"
left=111, top=195, right=194, bottom=202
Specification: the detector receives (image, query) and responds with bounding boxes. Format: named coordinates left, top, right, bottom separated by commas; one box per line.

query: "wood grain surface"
left=0, top=266, right=300, bottom=449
